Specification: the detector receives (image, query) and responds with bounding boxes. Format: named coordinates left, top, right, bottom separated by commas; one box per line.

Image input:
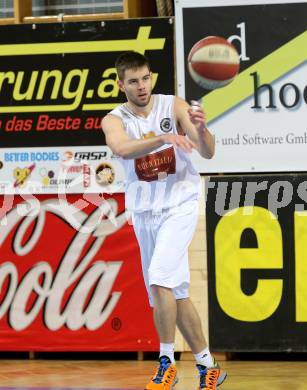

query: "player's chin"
left=138, top=100, right=149, bottom=107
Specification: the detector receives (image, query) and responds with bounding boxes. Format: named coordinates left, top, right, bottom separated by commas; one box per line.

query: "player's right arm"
left=102, top=114, right=195, bottom=159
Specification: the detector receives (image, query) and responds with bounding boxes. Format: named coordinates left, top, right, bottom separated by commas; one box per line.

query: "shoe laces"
left=197, top=364, right=219, bottom=389
left=153, top=356, right=174, bottom=384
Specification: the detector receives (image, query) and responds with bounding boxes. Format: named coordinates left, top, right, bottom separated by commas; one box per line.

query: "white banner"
left=175, top=0, right=307, bottom=173
left=0, top=146, right=125, bottom=194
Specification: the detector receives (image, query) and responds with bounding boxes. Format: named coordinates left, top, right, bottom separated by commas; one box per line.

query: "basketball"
left=187, top=36, right=240, bottom=90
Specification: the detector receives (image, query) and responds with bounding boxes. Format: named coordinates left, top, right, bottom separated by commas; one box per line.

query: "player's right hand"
left=161, top=134, right=196, bottom=153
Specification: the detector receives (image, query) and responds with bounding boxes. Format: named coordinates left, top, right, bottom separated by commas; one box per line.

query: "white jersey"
left=109, top=94, right=201, bottom=212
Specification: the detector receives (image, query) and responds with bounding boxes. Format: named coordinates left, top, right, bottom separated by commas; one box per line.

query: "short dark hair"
left=115, top=51, right=150, bottom=80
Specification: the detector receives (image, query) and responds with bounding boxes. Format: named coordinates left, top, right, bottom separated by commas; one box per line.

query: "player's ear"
left=117, top=79, right=125, bottom=92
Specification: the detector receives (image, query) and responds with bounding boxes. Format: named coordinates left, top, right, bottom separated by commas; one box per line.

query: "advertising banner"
left=206, top=174, right=307, bottom=351
left=0, top=193, right=158, bottom=351
left=0, top=18, right=174, bottom=148
left=175, top=0, right=307, bottom=173
left=0, top=18, right=174, bottom=193
left=0, top=146, right=125, bottom=194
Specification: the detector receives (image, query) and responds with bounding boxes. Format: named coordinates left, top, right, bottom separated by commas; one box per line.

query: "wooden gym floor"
left=0, top=358, right=307, bottom=390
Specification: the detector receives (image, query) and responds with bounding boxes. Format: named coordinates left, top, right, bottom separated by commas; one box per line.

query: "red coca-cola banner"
left=0, top=193, right=158, bottom=351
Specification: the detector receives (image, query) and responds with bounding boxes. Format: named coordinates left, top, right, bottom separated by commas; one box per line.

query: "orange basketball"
left=188, top=36, right=240, bottom=90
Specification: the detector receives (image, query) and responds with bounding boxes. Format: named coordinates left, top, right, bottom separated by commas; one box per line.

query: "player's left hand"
left=188, top=100, right=207, bottom=132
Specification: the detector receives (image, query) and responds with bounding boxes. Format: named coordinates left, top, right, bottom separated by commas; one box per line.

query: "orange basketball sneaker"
left=196, top=360, right=227, bottom=389
left=145, top=355, right=178, bottom=389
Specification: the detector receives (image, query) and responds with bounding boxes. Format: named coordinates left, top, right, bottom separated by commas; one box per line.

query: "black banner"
left=206, top=174, right=307, bottom=352
left=0, top=19, right=174, bottom=147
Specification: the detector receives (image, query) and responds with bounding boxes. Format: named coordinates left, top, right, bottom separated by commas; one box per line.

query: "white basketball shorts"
left=132, top=200, right=199, bottom=307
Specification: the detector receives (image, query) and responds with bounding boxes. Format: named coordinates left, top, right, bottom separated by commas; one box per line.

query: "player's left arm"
left=174, top=96, right=215, bottom=159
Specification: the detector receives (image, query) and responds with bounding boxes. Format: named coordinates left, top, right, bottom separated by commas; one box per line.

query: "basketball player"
left=102, top=51, right=227, bottom=390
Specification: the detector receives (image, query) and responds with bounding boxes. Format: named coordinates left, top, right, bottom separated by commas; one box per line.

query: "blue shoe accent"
left=196, top=363, right=227, bottom=388
left=153, top=356, right=172, bottom=384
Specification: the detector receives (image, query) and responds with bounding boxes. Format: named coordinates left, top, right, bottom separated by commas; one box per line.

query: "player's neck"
left=126, top=95, right=154, bottom=118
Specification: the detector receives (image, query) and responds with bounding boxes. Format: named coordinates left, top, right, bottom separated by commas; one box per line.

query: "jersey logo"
left=143, top=131, right=156, bottom=139
left=135, top=147, right=176, bottom=182
left=160, top=118, right=172, bottom=133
